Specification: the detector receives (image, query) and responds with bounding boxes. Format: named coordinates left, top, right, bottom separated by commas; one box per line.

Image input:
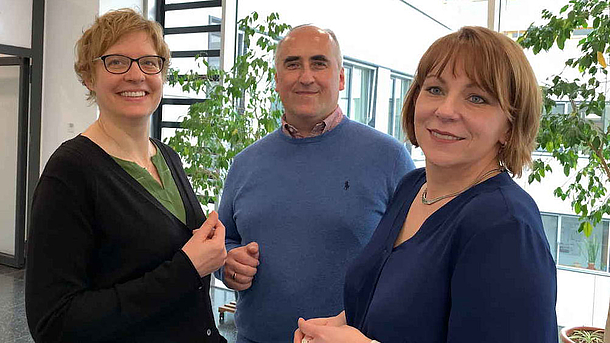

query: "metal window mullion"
left=369, top=67, right=377, bottom=127
left=164, top=24, right=221, bottom=35
left=162, top=98, right=207, bottom=105
left=13, top=57, right=30, bottom=267
left=606, top=221, right=610, bottom=272
left=171, top=50, right=220, bottom=58
left=0, top=44, right=32, bottom=58
left=556, top=215, right=562, bottom=266
left=389, top=77, right=396, bottom=136
left=161, top=121, right=182, bottom=129
left=27, top=0, right=44, bottom=255
left=165, top=0, right=222, bottom=11
left=346, top=66, right=353, bottom=117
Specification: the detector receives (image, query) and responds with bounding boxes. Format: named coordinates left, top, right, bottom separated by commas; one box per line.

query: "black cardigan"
left=25, top=135, right=226, bottom=343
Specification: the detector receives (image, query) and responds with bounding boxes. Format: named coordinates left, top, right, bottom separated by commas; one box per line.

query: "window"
left=565, top=101, right=608, bottom=131
left=550, top=102, right=566, bottom=114
left=207, top=16, right=221, bottom=69
left=340, top=62, right=376, bottom=127
left=558, top=216, right=608, bottom=271
left=541, top=214, right=558, bottom=262
left=388, top=74, right=412, bottom=141
left=602, top=102, right=610, bottom=129
left=541, top=212, right=610, bottom=273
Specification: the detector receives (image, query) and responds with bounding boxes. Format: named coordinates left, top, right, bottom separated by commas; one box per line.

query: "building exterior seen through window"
left=546, top=100, right=609, bottom=132
left=388, top=74, right=411, bottom=142
left=542, top=212, right=610, bottom=273
left=340, top=61, right=376, bottom=127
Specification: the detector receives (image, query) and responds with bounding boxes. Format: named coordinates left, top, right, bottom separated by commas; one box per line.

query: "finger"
left=195, top=211, right=219, bottom=239
left=293, top=328, right=312, bottom=343
left=231, top=263, right=258, bottom=278
left=209, top=217, right=225, bottom=241
left=293, top=328, right=303, bottom=343
left=230, top=248, right=259, bottom=267
left=224, top=271, right=252, bottom=289
left=231, top=272, right=254, bottom=285
left=228, top=280, right=251, bottom=291
left=307, top=317, right=331, bottom=326
left=246, top=241, right=259, bottom=256
left=298, top=318, right=313, bottom=336
left=225, top=263, right=256, bottom=283
left=298, top=318, right=327, bottom=340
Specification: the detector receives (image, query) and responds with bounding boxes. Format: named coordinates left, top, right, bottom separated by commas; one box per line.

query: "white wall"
left=237, top=0, right=450, bottom=75
left=0, top=65, right=20, bottom=255
left=40, top=0, right=149, bottom=169
left=0, top=0, right=33, bottom=48
left=514, top=156, right=582, bottom=215
left=557, top=268, right=610, bottom=328
left=40, top=0, right=99, bottom=168
left=100, top=0, right=144, bottom=15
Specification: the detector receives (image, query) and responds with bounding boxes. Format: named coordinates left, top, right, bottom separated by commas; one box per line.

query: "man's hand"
left=223, top=242, right=259, bottom=291
left=182, top=211, right=227, bottom=277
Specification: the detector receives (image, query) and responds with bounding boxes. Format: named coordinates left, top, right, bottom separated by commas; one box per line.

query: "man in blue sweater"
left=214, top=24, right=415, bottom=343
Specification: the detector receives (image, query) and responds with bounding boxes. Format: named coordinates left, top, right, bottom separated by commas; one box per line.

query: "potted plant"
left=561, top=327, right=604, bottom=343
left=581, top=236, right=601, bottom=270
left=166, top=12, right=290, bottom=206
left=517, top=0, right=609, bottom=341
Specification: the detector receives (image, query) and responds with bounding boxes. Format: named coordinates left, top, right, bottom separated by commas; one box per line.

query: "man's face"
left=274, top=26, right=345, bottom=125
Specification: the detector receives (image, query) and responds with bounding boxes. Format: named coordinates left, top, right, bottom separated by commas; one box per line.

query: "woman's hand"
left=182, top=211, right=227, bottom=277
left=295, top=313, right=370, bottom=343
left=293, top=312, right=347, bottom=343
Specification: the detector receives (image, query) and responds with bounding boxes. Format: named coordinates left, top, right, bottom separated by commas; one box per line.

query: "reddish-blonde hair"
left=74, top=8, right=170, bottom=101
left=402, top=26, right=541, bottom=177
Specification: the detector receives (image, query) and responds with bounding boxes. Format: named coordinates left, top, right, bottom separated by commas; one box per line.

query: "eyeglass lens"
left=103, top=55, right=163, bottom=74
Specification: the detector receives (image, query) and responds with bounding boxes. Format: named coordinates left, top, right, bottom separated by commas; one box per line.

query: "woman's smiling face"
left=85, top=30, right=163, bottom=122
left=414, top=61, right=510, bottom=172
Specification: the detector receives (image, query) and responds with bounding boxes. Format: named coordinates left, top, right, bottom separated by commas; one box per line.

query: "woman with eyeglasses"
left=25, top=9, right=227, bottom=343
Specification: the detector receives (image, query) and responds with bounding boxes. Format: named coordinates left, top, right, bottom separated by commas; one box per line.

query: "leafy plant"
left=517, top=0, right=610, bottom=237
left=166, top=12, right=290, bottom=206
left=569, top=328, right=604, bottom=343
left=518, top=2, right=610, bottom=342
left=580, top=235, right=601, bottom=265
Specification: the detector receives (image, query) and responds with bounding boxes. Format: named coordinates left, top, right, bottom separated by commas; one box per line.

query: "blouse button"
left=198, top=285, right=203, bottom=290
left=206, top=328, right=212, bottom=336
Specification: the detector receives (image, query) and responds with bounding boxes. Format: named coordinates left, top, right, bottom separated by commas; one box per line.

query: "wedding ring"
left=232, top=272, right=237, bottom=280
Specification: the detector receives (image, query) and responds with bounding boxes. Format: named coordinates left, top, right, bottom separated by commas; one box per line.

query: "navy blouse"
left=344, top=168, right=558, bottom=343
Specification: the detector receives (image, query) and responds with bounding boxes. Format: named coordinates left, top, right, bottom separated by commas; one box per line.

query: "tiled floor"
left=0, top=265, right=31, bottom=343
left=0, top=264, right=238, bottom=343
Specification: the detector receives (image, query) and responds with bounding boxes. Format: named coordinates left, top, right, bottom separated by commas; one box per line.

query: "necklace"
left=421, top=167, right=505, bottom=205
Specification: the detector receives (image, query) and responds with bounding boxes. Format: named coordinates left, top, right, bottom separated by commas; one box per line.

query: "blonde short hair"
left=402, top=26, right=541, bottom=177
left=74, top=8, right=170, bottom=101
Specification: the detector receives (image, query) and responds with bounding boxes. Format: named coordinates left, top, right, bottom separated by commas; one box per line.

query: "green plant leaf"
left=581, top=221, right=593, bottom=237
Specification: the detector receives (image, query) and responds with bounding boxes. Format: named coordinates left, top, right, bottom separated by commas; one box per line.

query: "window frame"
left=340, top=59, right=377, bottom=127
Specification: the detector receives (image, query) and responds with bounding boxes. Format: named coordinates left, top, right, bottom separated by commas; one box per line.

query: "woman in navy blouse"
left=294, top=26, right=558, bottom=343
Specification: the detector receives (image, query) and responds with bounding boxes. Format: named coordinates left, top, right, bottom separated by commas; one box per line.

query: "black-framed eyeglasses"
left=93, top=54, right=166, bottom=75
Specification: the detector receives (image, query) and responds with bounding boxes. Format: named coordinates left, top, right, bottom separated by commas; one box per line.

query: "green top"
left=112, top=143, right=186, bottom=224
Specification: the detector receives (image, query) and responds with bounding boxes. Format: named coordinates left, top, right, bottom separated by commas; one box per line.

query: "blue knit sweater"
left=215, top=118, right=414, bottom=342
